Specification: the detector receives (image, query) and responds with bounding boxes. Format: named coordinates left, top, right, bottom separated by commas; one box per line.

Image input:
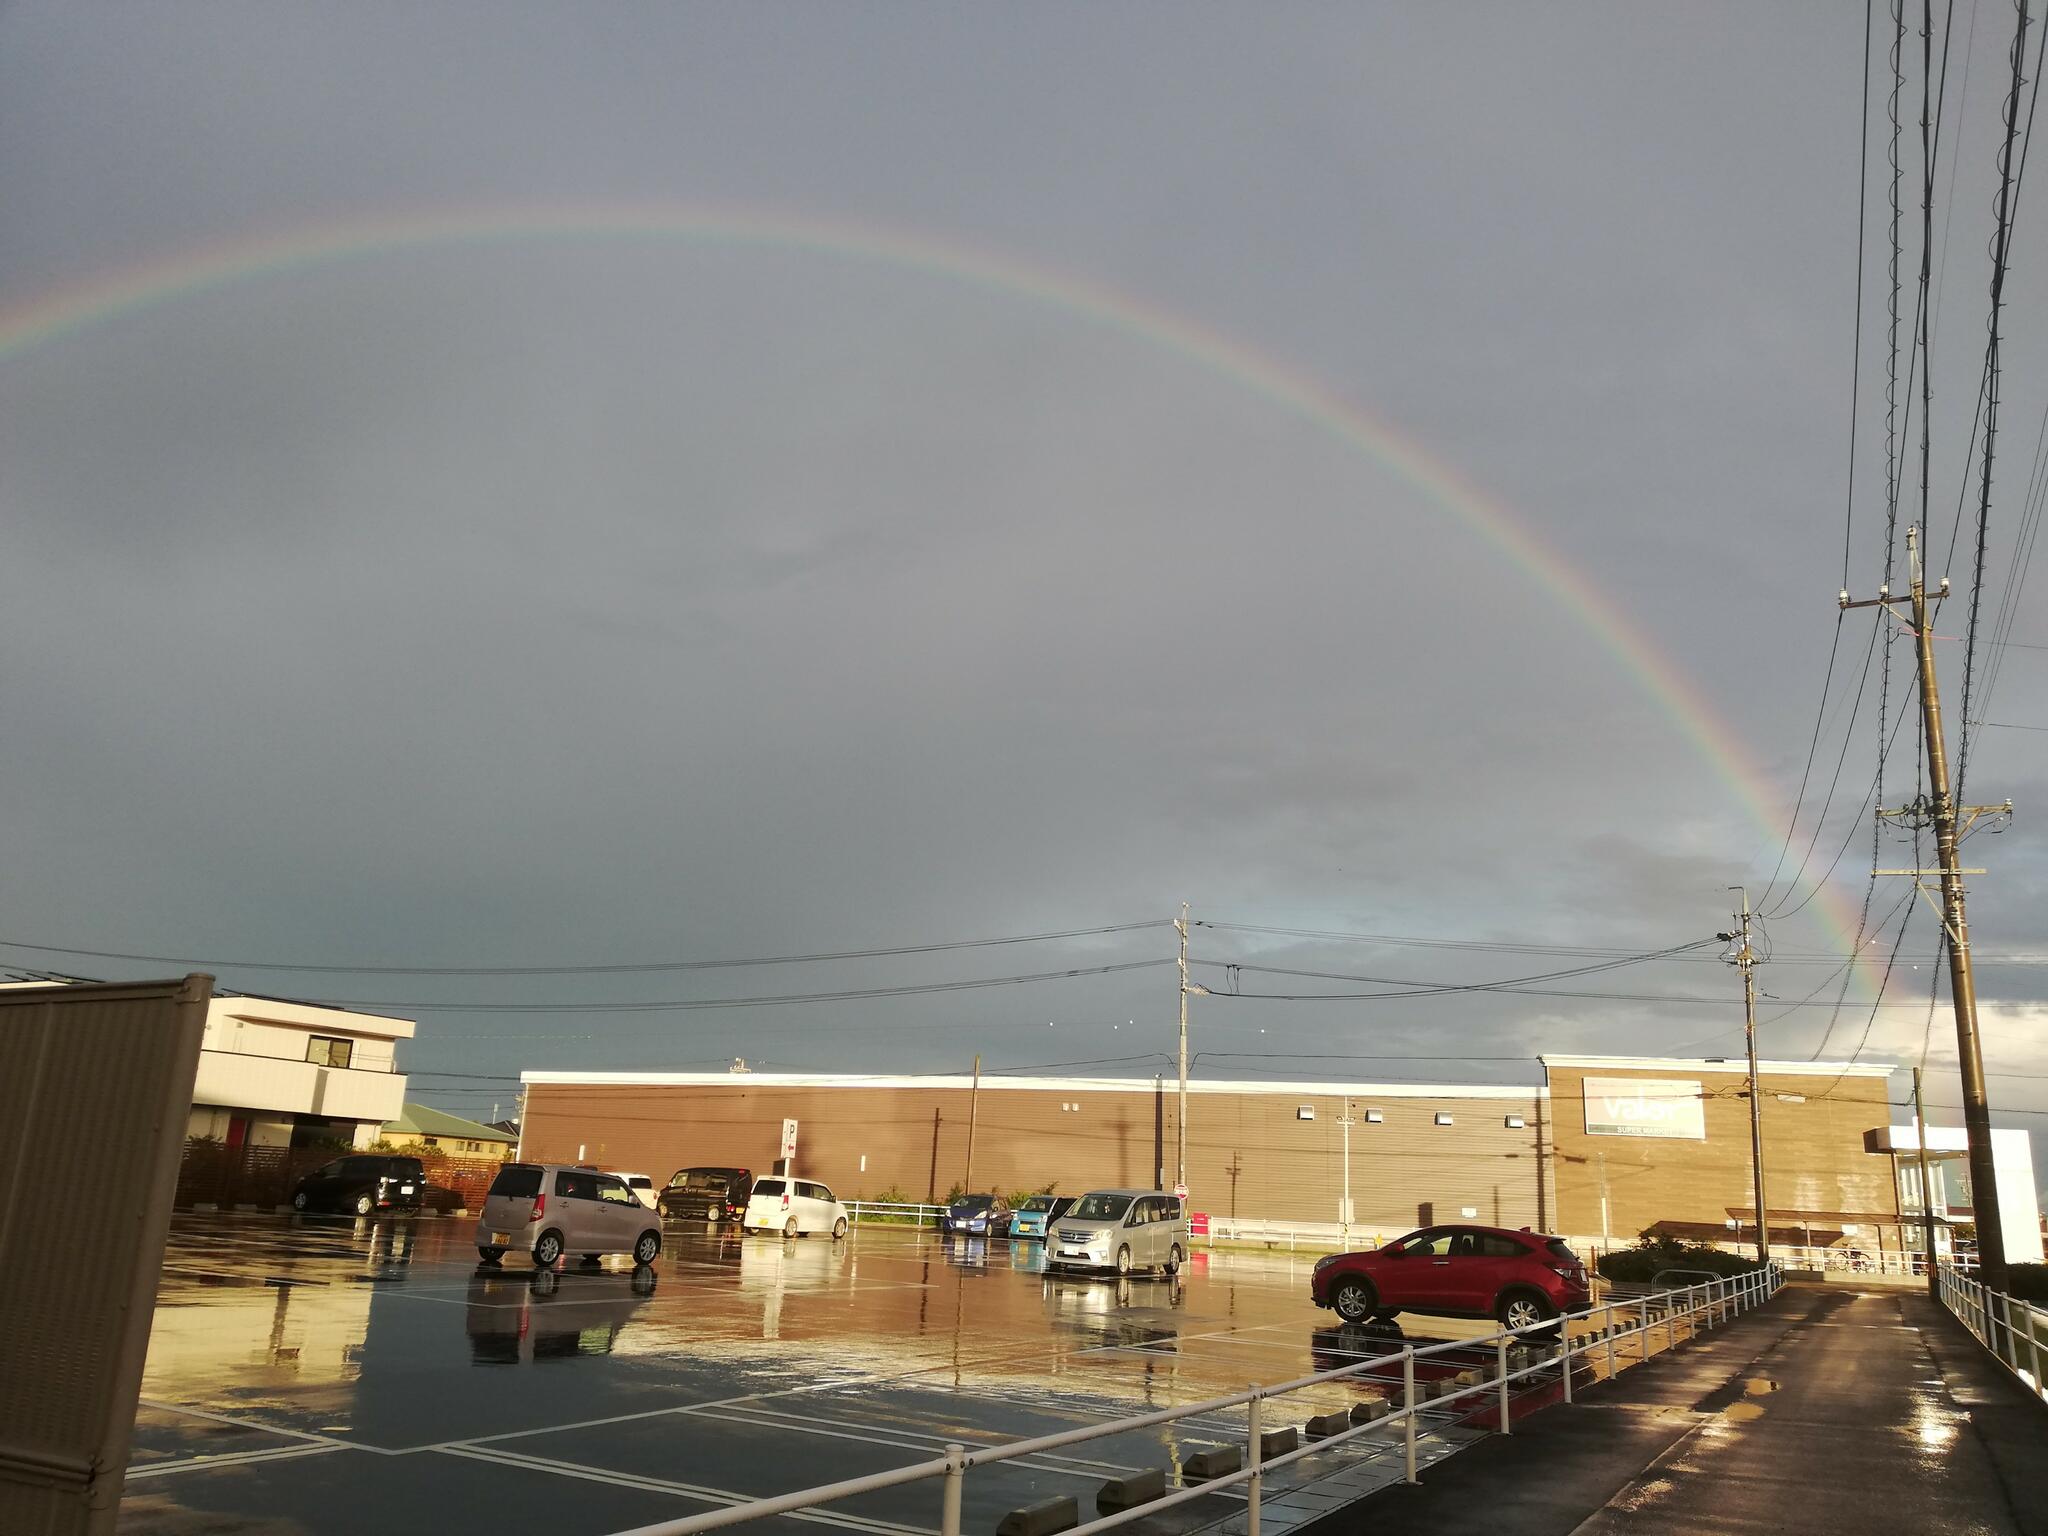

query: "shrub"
left=1595, top=1234, right=1766, bottom=1285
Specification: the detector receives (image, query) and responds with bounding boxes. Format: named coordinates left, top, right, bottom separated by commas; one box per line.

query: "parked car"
left=475, top=1162, right=664, bottom=1270
left=615, top=1172, right=659, bottom=1209
left=289, top=1154, right=425, bottom=1216
left=1311, top=1225, right=1590, bottom=1332
left=945, top=1193, right=1011, bottom=1237
left=1008, top=1194, right=1076, bottom=1240
left=660, top=1166, right=755, bottom=1225
left=742, top=1176, right=849, bottom=1239
left=1048, top=1190, right=1187, bottom=1276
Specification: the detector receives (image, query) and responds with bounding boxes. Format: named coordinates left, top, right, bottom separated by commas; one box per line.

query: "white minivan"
left=1048, top=1189, right=1187, bottom=1276
left=742, top=1176, right=850, bottom=1239
left=477, top=1163, right=664, bottom=1269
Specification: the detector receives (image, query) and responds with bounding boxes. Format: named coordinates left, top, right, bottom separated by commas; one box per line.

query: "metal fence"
left=597, top=1264, right=1782, bottom=1536
left=844, top=1200, right=949, bottom=1228
left=1937, top=1263, right=2048, bottom=1403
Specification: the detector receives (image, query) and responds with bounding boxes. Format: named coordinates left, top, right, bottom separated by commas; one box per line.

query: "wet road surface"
left=121, top=1214, right=1552, bottom=1536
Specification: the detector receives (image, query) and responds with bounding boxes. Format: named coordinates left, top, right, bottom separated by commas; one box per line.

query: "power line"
left=312, top=957, right=1176, bottom=1013
left=0, top=919, right=1169, bottom=977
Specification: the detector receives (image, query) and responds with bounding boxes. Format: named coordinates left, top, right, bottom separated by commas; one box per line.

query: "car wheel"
left=1498, top=1291, right=1554, bottom=1333
left=352, top=1193, right=374, bottom=1217
left=291, top=1190, right=310, bottom=1212
left=1115, top=1245, right=1132, bottom=1276
left=783, top=1217, right=799, bottom=1239
left=533, top=1229, right=565, bottom=1267
left=1331, top=1279, right=1377, bottom=1324
left=633, top=1231, right=661, bottom=1266
left=832, top=1218, right=848, bottom=1241
left=477, top=1247, right=504, bottom=1267
left=1166, top=1244, right=1183, bottom=1274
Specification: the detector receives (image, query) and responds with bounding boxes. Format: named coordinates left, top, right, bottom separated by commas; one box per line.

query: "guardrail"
left=845, top=1200, right=948, bottom=1229
left=1937, top=1263, right=2048, bottom=1403
left=601, top=1264, right=1782, bottom=1536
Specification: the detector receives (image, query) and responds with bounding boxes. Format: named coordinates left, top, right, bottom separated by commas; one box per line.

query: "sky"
left=2, top=4, right=2045, bottom=1181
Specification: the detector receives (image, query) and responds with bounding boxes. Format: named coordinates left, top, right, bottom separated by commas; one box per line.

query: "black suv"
left=290, top=1154, right=426, bottom=1216
left=659, top=1166, right=754, bottom=1224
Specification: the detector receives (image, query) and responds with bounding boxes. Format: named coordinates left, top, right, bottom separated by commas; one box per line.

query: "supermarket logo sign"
left=1584, top=1077, right=1706, bottom=1140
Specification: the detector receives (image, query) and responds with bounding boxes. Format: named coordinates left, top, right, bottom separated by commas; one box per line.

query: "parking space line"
left=692, top=1403, right=1141, bottom=1478
left=439, top=1444, right=932, bottom=1536
left=125, top=1443, right=350, bottom=1480
left=135, top=1399, right=354, bottom=1450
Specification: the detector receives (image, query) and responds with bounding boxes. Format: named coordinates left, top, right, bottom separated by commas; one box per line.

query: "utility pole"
left=1339, top=1098, right=1354, bottom=1246
left=1913, top=1067, right=1939, bottom=1297
left=1720, top=890, right=1769, bottom=1265
left=1175, top=903, right=1205, bottom=1196
left=1843, top=525, right=2013, bottom=1286
left=963, top=1054, right=981, bottom=1195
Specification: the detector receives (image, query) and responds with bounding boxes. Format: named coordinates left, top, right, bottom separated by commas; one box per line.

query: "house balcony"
left=191, top=1049, right=407, bottom=1125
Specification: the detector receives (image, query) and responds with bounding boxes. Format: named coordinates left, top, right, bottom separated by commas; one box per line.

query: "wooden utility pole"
left=1843, top=524, right=2014, bottom=1286
left=1722, top=891, right=1769, bottom=1265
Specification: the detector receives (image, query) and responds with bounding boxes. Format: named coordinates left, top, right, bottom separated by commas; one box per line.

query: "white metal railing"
left=845, top=1200, right=948, bottom=1228
left=601, top=1265, right=1782, bottom=1536
left=1937, top=1263, right=2048, bottom=1404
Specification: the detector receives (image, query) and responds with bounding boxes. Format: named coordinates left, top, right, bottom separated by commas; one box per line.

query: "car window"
left=489, top=1164, right=542, bottom=1199
left=753, top=1178, right=785, bottom=1198
left=1479, top=1234, right=1525, bottom=1258
left=1073, top=1193, right=1133, bottom=1222
left=681, top=1168, right=732, bottom=1190
left=1019, top=1196, right=1053, bottom=1213
left=391, top=1158, right=423, bottom=1177
left=312, top=1160, right=345, bottom=1178
left=596, top=1177, right=637, bottom=1205
left=1403, top=1230, right=1457, bottom=1257
left=625, top=1176, right=652, bottom=1190
left=955, top=1194, right=994, bottom=1211
left=1546, top=1238, right=1580, bottom=1263
left=555, top=1170, right=599, bottom=1200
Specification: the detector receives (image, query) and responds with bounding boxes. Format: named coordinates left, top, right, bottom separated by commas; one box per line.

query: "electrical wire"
left=310, top=957, right=1176, bottom=1013
left=0, top=919, right=1170, bottom=977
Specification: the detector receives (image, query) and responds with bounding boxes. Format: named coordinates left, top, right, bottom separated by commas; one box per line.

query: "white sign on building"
left=1583, top=1076, right=1706, bottom=1140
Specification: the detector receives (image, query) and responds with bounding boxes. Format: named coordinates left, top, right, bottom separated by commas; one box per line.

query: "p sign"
left=780, top=1117, right=799, bottom=1162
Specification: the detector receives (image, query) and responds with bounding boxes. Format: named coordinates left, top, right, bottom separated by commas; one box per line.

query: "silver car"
left=1048, top=1189, right=1188, bottom=1276
left=475, top=1162, right=663, bottom=1270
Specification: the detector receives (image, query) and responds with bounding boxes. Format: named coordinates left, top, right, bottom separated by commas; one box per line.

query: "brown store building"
left=518, top=1053, right=1929, bottom=1250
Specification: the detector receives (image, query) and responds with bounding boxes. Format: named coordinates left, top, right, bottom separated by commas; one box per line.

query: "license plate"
left=491, top=1231, right=512, bottom=1245
left=399, top=1185, right=414, bottom=1194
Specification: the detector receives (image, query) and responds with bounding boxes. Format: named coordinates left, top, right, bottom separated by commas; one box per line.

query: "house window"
left=306, top=1036, right=354, bottom=1069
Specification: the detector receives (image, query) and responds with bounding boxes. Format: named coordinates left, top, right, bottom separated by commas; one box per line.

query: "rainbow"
left=0, top=200, right=1878, bottom=993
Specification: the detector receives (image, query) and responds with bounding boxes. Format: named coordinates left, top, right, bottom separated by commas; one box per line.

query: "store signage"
left=1583, top=1076, right=1705, bottom=1140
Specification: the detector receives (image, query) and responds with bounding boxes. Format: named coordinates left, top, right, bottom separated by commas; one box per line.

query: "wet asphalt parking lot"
left=123, top=1213, right=1563, bottom=1536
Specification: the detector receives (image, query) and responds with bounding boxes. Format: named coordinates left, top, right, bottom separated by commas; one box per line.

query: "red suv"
left=1311, top=1224, right=1589, bottom=1332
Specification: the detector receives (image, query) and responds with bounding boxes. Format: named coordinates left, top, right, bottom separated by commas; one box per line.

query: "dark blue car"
left=945, top=1193, right=1010, bottom=1237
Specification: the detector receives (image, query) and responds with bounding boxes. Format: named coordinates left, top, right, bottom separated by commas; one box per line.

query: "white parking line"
left=439, top=1444, right=930, bottom=1536
left=125, top=1443, right=349, bottom=1479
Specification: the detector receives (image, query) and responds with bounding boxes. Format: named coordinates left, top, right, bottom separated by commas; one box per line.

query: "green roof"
left=383, top=1101, right=517, bottom=1143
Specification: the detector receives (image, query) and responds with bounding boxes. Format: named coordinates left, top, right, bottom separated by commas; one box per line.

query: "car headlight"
left=1313, top=1255, right=1338, bottom=1272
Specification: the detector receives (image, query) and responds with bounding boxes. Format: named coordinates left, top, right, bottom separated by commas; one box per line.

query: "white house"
left=186, top=993, right=416, bottom=1149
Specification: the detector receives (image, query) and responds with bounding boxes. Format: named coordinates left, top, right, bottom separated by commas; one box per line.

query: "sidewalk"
left=1305, top=1283, right=2048, bottom=1535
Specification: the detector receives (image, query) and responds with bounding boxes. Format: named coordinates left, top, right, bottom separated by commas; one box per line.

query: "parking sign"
left=781, top=1117, right=799, bottom=1161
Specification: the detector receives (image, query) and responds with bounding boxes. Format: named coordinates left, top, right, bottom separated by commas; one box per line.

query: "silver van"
left=476, top=1162, right=663, bottom=1270
left=1049, top=1189, right=1188, bottom=1276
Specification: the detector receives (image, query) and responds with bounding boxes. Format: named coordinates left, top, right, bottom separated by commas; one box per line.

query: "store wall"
left=518, top=1078, right=1552, bottom=1230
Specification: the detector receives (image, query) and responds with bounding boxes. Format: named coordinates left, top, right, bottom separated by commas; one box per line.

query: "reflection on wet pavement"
left=124, top=1214, right=1535, bottom=1536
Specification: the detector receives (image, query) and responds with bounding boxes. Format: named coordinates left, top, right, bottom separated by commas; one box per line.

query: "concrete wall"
left=518, top=1075, right=1553, bottom=1230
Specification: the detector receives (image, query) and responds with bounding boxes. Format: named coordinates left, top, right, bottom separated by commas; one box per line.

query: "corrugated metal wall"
left=0, top=976, right=211, bottom=1536
left=519, top=1078, right=1552, bottom=1230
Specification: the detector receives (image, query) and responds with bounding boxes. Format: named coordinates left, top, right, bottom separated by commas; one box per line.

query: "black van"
left=659, top=1166, right=754, bottom=1224
left=289, top=1154, right=425, bottom=1216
